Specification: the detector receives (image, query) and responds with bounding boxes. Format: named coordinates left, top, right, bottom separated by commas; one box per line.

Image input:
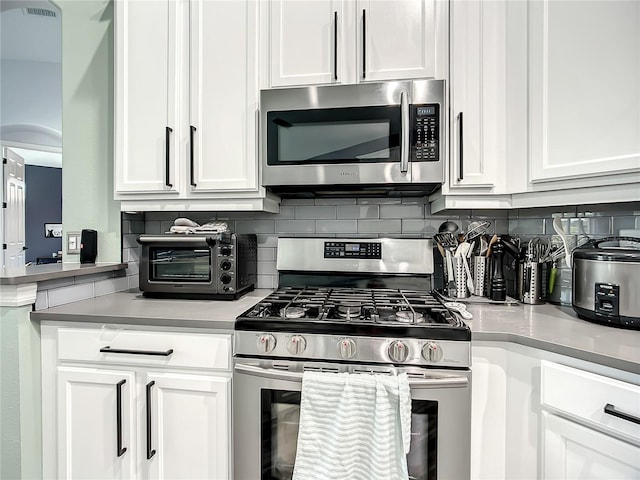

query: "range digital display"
left=324, top=242, right=382, bottom=259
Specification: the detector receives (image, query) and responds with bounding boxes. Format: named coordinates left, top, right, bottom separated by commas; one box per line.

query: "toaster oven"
left=137, top=233, right=257, bottom=300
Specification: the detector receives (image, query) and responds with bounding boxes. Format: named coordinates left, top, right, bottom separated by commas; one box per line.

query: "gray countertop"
left=31, top=290, right=640, bottom=374
left=1, top=262, right=128, bottom=285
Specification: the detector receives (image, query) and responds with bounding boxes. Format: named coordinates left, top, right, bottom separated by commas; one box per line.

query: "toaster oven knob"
left=220, top=273, right=232, bottom=285
left=286, top=335, right=307, bottom=355
left=220, top=246, right=232, bottom=256
left=422, top=342, right=443, bottom=362
left=338, top=338, right=357, bottom=359
left=388, top=340, right=409, bottom=363
left=220, top=260, right=232, bottom=271
left=257, top=334, right=277, bottom=353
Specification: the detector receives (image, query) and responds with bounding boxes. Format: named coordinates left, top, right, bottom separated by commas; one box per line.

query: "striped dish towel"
left=292, top=371, right=411, bottom=480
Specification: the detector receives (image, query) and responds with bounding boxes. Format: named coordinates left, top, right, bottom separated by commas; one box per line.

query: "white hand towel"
left=292, top=371, right=412, bottom=480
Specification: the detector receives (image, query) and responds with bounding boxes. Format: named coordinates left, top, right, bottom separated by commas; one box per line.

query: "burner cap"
left=395, top=310, right=425, bottom=323
left=281, top=307, right=306, bottom=319
left=337, top=303, right=362, bottom=320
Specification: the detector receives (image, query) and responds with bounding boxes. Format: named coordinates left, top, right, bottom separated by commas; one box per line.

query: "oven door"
left=233, top=359, right=471, bottom=480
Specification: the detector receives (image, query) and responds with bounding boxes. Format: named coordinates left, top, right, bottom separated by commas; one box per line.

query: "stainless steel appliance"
left=233, top=237, right=471, bottom=480
left=137, top=232, right=256, bottom=299
left=260, top=80, right=445, bottom=197
left=572, top=236, right=640, bottom=330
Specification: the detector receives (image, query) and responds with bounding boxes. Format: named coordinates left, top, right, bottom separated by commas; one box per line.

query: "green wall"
left=60, top=0, right=121, bottom=263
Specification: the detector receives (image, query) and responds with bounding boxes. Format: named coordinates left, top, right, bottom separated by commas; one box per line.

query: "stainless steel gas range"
left=233, top=237, right=471, bottom=480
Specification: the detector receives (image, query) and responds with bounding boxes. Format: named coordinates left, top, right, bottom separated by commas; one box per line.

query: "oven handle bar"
left=234, top=363, right=469, bottom=388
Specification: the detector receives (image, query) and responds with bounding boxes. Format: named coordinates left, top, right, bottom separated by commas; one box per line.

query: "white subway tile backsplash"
left=74, top=272, right=115, bottom=285
left=316, top=220, right=357, bottom=234
left=257, top=262, right=277, bottom=276
left=337, top=205, right=379, bottom=219
left=357, top=219, right=402, bottom=234
left=257, top=247, right=276, bottom=262
left=256, top=234, right=279, bottom=248
left=122, top=234, right=139, bottom=249
left=126, top=261, right=139, bottom=276
left=128, top=275, right=140, bottom=290
left=401, top=219, right=437, bottom=235
left=275, top=220, right=316, bottom=234
left=314, top=198, right=357, bottom=206
left=294, top=206, right=337, bottom=219
left=612, top=216, right=637, bottom=234
left=282, top=199, right=315, bottom=205
left=379, top=204, right=423, bottom=219
left=235, top=220, right=276, bottom=234
left=94, top=276, right=130, bottom=297
left=356, top=198, right=401, bottom=205
left=145, top=221, right=162, bottom=234
left=257, top=274, right=277, bottom=289
left=37, top=277, right=75, bottom=291
left=508, top=218, right=545, bottom=235
left=47, top=283, right=95, bottom=308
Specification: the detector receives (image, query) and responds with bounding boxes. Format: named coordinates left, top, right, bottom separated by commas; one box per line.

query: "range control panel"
left=412, top=104, right=439, bottom=162
left=324, top=242, right=382, bottom=259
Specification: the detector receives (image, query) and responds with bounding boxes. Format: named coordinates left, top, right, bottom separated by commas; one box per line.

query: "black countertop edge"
left=0, top=262, right=128, bottom=285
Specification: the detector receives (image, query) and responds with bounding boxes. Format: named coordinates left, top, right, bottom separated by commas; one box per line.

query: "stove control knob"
left=338, top=338, right=357, bottom=359
left=287, top=335, right=307, bottom=355
left=220, top=260, right=232, bottom=271
left=257, top=334, right=277, bottom=353
left=220, top=246, right=232, bottom=256
left=388, top=340, right=409, bottom=363
left=422, top=342, right=443, bottom=362
left=220, top=273, right=232, bottom=285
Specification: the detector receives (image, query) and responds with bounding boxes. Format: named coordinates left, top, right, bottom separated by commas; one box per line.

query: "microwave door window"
left=150, top=248, right=211, bottom=282
left=267, top=106, right=401, bottom=165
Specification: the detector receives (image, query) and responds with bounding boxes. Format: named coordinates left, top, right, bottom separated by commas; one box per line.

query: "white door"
left=269, top=0, right=344, bottom=87
left=189, top=0, right=258, bottom=192
left=144, top=372, right=231, bottom=480
left=357, top=0, right=439, bottom=82
left=529, top=0, right=640, bottom=183
left=57, top=367, right=137, bottom=480
left=1, top=147, right=26, bottom=268
left=448, top=0, right=505, bottom=189
left=543, top=413, right=640, bottom=479
left=114, top=0, right=181, bottom=194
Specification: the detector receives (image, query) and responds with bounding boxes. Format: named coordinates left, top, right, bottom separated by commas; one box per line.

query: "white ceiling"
left=0, top=0, right=62, bottom=167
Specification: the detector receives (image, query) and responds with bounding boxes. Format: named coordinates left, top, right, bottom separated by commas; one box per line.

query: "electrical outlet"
left=67, top=232, right=81, bottom=254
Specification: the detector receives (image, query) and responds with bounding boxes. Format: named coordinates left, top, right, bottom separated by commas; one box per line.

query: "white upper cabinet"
left=114, top=0, right=181, bottom=194
left=267, top=0, right=446, bottom=87
left=528, top=0, right=640, bottom=185
left=269, top=0, right=344, bottom=87
left=115, top=0, right=277, bottom=211
left=447, top=0, right=506, bottom=190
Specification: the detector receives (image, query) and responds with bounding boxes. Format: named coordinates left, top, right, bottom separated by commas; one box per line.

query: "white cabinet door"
left=57, top=367, right=137, bottom=480
left=448, top=0, right=505, bottom=189
left=543, top=413, right=640, bottom=480
left=269, top=0, right=343, bottom=87
left=189, top=0, right=258, bottom=192
left=529, top=0, right=640, bottom=184
left=357, top=0, right=440, bottom=82
left=115, top=0, right=181, bottom=194
left=144, top=372, right=231, bottom=480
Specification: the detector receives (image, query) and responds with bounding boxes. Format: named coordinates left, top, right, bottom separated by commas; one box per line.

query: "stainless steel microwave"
left=260, top=79, right=445, bottom=197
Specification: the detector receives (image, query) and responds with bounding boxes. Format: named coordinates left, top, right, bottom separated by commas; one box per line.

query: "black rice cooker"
left=572, top=237, right=640, bottom=330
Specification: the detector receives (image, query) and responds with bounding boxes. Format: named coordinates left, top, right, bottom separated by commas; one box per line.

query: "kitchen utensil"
left=451, top=257, right=470, bottom=298
left=438, top=221, right=460, bottom=234
left=454, top=242, right=475, bottom=293
left=548, top=261, right=558, bottom=294
left=443, top=302, right=473, bottom=320
left=552, top=217, right=575, bottom=269
left=486, top=234, right=499, bottom=257
left=464, top=221, right=491, bottom=242
left=519, top=261, right=545, bottom=304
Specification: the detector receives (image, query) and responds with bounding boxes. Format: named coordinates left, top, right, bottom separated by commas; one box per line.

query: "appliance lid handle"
left=234, top=363, right=469, bottom=388
left=400, top=90, right=409, bottom=175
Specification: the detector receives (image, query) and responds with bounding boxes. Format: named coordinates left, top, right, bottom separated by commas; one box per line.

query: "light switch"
left=67, top=232, right=81, bottom=254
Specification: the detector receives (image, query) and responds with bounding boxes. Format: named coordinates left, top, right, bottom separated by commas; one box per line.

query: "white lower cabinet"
left=543, top=413, right=640, bottom=480
left=471, top=342, right=640, bottom=480
left=42, top=324, right=232, bottom=480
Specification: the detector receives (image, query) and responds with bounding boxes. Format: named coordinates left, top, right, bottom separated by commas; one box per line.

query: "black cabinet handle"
left=165, top=126, right=173, bottom=188
left=457, top=112, right=464, bottom=181
left=333, top=11, right=338, bottom=81
left=116, top=379, right=127, bottom=457
left=190, top=125, right=197, bottom=187
left=100, top=346, right=174, bottom=357
left=362, top=9, right=366, bottom=79
left=604, top=403, right=640, bottom=425
left=146, top=380, right=156, bottom=459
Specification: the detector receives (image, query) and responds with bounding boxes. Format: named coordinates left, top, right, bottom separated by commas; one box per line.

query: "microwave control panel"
left=412, top=104, right=439, bottom=161
left=324, top=242, right=382, bottom=259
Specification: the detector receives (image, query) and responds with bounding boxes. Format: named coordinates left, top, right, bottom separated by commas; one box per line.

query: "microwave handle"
left=400, top=90, right=409, bottom=175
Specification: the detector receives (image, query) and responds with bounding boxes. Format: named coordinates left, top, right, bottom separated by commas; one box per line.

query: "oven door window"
left=261, top=390, right=437, bottom=480
left=266, top=106, right=401, bottom=165
left=149, top=247, right=211, bottom=282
